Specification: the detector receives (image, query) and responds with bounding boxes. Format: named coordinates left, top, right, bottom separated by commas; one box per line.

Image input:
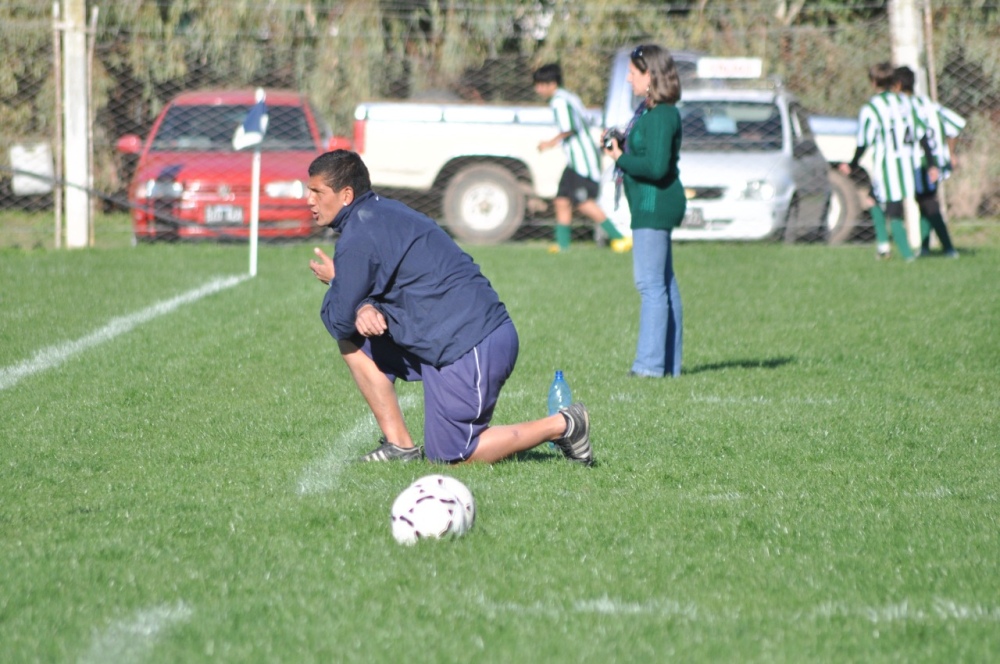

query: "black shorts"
left=916, top=191, right=941, bottom=217
left=557, top=168, right=600, bottom=204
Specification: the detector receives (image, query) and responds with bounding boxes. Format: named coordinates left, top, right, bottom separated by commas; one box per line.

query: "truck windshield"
left=679, top=101, right=782, bottom=152
left=150, top=105, right=316, bottom=152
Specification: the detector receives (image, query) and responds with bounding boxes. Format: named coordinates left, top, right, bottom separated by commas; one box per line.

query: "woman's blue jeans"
left=631, top=228, right=682, bottom=377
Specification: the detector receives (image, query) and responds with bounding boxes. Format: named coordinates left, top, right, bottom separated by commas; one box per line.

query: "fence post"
left=889, top=0, right=925, bottom=250
left=61, top=0, right=92, bottom=249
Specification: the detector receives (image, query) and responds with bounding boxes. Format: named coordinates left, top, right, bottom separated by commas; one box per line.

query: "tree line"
left=1, top=0, right=997, bottom=208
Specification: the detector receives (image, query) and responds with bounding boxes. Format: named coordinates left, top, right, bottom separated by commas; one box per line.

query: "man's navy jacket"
left=321, top=190, right=511, bottom=368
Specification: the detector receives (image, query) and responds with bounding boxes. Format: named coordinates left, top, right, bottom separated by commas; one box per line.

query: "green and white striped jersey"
left=900, top=93, right=965, bottom=179
left=550, top=88, right=602, bottom=182
left=856, top=91, right=922, bottom=203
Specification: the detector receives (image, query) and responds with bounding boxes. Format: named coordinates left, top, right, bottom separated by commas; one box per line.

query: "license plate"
left=205, top=205, right=244, bottom=224
left=681, top=207, right=705, bottom=228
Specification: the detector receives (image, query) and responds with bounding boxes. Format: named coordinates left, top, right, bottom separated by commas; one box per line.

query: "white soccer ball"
left=411, top=474, right=475, bottom=534
left=390, top=481, right=464, bottom=545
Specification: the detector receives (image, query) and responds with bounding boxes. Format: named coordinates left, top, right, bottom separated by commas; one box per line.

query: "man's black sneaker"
left=359, top=438, right=423, bottom=462
left=554, top=403, right=594, bottom=466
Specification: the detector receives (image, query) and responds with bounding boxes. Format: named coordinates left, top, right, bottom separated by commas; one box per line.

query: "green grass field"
left=1, top=234, right=998, bottom=662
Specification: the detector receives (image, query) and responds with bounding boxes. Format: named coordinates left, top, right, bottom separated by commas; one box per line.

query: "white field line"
left=692, top=491, right=745, bottom=503
left=295, top=414, right=377, bottom=496
left=78, top=601, right=193, bottom=664
left=690, top=394, right=837, bottom=406
left=608, top=392, right=836, bottom=406
left=808, top=598, right=1000, bottom=624
left=903, top=486, right=954, bottom=499
left=574, top=596, right=702, bottom=620
left=476, top=595, right=708, bottom=622
left=297, top=392, right=421, bottom=495
left=479, top=595, right=1000, bottom=625
left=0, top=275, right=249, bottom=391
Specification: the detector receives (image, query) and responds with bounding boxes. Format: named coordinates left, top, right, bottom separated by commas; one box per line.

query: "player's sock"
left=599, top=219, right=624, bottom=240
left=920, top=215, right=932, bottom=252
left=870, top=205, right=889, bottom=246
left=927, top=213, right=955, bottom=253
left=889, top=218, right=915, bottom=260
left=555, top=224, right=572, bottom=250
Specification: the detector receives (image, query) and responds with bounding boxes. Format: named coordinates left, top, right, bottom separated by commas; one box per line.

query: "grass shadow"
left=684, top=356, right=795, bottom=375
left=510, top=447, right=566, bottom=464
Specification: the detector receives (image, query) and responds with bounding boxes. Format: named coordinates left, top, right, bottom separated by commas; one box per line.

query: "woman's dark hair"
left=630, top=44, right=681, bottom=106
left=308, top=150, right=371, bottom=195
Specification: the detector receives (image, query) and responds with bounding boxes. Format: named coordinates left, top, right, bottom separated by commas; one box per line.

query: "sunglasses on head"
left=631, top=45, right=647, bottom=72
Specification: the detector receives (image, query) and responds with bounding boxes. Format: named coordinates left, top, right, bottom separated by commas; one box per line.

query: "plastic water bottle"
left=547, top=370, right=573, bottom=415
left=547, top=370, right=573, bottom=448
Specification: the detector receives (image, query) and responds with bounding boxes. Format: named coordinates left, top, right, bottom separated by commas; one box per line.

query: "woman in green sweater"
left=605, top=44, right=686, bottom=377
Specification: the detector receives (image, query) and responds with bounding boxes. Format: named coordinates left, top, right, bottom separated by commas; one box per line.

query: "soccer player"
left=532, top=63, right=630, bottom=253
left=305, top=149, right=593, bottom=466
left=839, top=62, right=919, bottom=261
left=893, top=65, right=964, bottom=258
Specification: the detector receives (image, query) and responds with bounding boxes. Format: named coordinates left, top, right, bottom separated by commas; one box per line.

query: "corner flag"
left=235, top=88, right=268, bottom=277
left=233, top=88, right=269, bottom=151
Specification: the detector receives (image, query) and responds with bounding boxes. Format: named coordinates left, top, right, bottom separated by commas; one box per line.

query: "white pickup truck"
left=347, top=50, right=868, bottom=244
left=350, top=101, right=594, bottom=243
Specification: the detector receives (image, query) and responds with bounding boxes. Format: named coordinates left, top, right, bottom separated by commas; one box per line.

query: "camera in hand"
left=602, top=129, right=624, bottom=151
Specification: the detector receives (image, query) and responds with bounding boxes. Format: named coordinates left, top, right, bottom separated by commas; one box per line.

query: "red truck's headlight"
left=136, top=178, right=184, bottom=201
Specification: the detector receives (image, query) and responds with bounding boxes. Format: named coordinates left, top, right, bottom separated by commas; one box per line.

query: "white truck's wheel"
left=782, top=195, right=804, bottom=243
left=825, top=168, right=862, bottom=244
left=442, top=164, right=525, bottom=244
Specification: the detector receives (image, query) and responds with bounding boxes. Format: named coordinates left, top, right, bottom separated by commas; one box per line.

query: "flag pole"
left=249, top=147, right=261, bottom=276
left=248, top=87, right=265, bottom=277
left=233, top=87, right=267, bottom=277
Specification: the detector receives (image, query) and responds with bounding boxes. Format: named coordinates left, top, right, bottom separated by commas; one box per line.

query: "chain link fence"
left=1, top=1, right=998, bottom=249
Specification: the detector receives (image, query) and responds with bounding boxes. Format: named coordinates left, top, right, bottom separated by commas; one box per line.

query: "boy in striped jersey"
left=534, top=64, right=628, bottom=252
left=839, top=62, right=918, bottom=261
left=894, top=65, right=964, bottom=258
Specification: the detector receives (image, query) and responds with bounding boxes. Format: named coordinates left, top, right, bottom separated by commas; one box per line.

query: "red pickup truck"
left=117, top=89, right=342, bottom=241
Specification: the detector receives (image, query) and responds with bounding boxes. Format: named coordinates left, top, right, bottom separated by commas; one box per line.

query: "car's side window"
left=790, top=102, right=821, bottom=157
left=790, top=104, right=803, bottom=140
left=791, top=103, right=821, bottom=142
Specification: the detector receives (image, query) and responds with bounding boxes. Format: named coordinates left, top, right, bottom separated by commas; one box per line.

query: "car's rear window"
left=679, top=101, right=782, bottom=152
left=150, top=104, right=316, bottom=151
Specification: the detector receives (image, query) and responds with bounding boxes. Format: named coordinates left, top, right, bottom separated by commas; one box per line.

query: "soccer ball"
left=411, top=474, right=475, bottom=534
left=390, top=481, right=464, bottom=545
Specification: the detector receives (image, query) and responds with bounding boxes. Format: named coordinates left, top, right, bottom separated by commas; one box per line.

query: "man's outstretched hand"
left=309, top=247, right=334, bottom=284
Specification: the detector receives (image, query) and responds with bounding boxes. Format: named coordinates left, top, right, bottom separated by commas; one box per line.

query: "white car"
left=601, top=78, right=833, bottom=243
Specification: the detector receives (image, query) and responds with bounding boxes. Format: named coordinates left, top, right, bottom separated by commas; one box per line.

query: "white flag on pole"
left=233, top=88, right=269, bottom=151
